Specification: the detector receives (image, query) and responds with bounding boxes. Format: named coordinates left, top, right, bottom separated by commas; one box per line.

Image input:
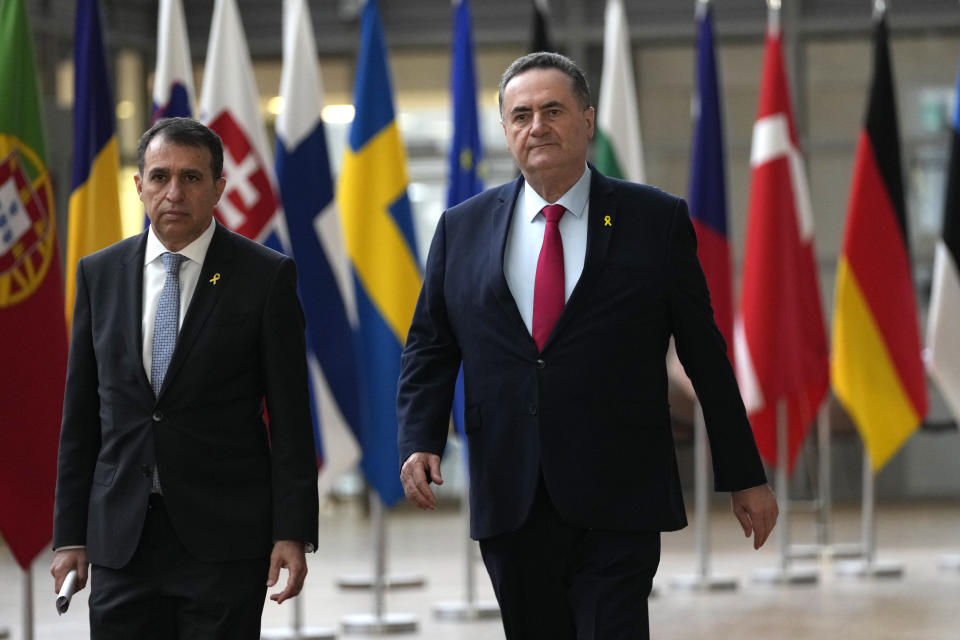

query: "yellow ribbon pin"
left=209, top=273, right=221, bottom=285
left=604, top=215, right=612, bottom=227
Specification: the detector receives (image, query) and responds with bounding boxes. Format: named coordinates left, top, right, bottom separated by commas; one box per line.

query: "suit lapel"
left=543, top=166, right=618, bottom=350
left=122, top=231, right=153, bottom=396
left=489, top=178, right=532, bottom=340
left=158, top=222, right=235, bottom=397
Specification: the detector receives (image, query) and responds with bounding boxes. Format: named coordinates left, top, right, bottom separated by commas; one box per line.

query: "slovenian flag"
left=152, top=0, right=195, bottom=121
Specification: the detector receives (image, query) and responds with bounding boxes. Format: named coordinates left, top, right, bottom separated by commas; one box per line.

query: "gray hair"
left=498, top=51, right=592, bottom=115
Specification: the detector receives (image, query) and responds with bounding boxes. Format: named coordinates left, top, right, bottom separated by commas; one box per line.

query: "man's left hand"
left=267, top=540, right=308, bottom=604
left=731, top=484, right=779, bottom=550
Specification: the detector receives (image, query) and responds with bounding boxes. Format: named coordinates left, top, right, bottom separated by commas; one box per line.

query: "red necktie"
left=532, top=204, right=566, bottom=351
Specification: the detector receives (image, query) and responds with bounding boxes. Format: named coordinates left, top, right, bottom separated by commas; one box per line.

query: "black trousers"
left=88, top=494, right=269, bottom=640
left=479, top=480, right=660, bottom=640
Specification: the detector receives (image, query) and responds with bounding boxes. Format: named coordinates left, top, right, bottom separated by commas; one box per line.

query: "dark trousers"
left=88, top=495, right=269, bottom=640
left=479, top=480, right=660, bottom=640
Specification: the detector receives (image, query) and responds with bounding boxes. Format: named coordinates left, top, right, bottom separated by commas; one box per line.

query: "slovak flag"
left=199, top=0, right=284, bottom=248
left=152, top=0, right=195, bottom=121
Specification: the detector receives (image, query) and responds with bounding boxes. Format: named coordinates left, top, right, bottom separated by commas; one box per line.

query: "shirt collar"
left=144, top=217, right=217, bottom=267
left=523, top=164, right=592, bottom=223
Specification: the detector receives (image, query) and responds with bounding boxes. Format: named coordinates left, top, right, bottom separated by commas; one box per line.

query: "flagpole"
left=432, top=484, right=500, bottom=621
left=340, top=491, right=418, bottom=634
left=670, top=402, right=737, bottom=591
left=835, top=446, right=904, bottom=578
left=753, top=399, right=818, bottom=585
left=787, top=403, right=862, bottom=561
left=21, top=565, right=33, bottom=640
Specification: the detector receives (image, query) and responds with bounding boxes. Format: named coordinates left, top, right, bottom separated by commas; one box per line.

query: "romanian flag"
left=831, top=10, right=928, bottom=471
left=66, top=0, right=123, bottom=326
left=337, top=0, right=421, bottom=506
left=925, top=53, right=960, bottom=422
left=595, top=0, right=645, bottom=184
left=0, top=0, right=68, bottom=569
left=735, top=7, right=829, bottom=472
left=688, top=0, right=731, bottom=351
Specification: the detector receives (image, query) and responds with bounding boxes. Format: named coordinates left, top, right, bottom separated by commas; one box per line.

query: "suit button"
left=140, top=465, right=151, bottom=477
left=528, top=403, right=538, bottom=415
left=152, top=411, right=163, bottom=422
left=536, top=358, right=545, bottom=370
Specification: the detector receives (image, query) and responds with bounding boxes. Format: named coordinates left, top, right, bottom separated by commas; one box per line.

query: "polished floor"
left=1, top=499, right=958, bottom=639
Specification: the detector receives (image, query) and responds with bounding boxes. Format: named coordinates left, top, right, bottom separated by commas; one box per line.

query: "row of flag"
left=0, top=0, right=957, bottom=573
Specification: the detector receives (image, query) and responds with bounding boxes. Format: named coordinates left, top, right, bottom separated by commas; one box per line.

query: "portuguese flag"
left=0, top=0, right=68, bottom=569
left=831, top=12, right=928, bottom=471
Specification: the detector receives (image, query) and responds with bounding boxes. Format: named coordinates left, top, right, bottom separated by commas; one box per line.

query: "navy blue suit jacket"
left=53, top=222, right=319, bottom=568
left=398, top=167, right=766, bottom=540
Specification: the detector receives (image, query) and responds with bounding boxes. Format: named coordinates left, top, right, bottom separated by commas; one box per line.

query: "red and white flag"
left=735, top=10, right=829, bottom=472
left=199, top=0, right=283, bottom=245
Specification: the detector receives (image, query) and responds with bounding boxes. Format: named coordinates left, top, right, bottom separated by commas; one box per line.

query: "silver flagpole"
left=340, top=492, right=418, bottom=634
left=21, top=565, right=33, bottom=640
left=259, top=583, right=335, bottom=640
left=433, top=481, right=499, bottom=620
left=753, top=399, right=818, bottom=584
left=788, top=403, right=861, bottom=560
left=670, top=402, right=736, bottom=591
left=836, top=447, right=903, bottom=578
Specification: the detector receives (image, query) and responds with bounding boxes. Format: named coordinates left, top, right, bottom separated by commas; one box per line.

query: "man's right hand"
left=400, top=452, right=443, bottom=510
left=50, top=548, right=88, bottom=593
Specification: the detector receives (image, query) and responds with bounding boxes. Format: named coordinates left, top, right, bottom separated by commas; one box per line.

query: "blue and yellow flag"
left=66, top=0, right=123, bottom=325
left=337, top=0, right=421, bottom=506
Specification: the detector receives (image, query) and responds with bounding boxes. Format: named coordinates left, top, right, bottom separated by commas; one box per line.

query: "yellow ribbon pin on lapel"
left=604, top=215, right=612, bottom=227
left=209, top=273, right=221, bottom=285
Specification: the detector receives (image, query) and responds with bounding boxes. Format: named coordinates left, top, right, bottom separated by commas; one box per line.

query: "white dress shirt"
left=142, top=218, right=216, bottom=384
left=503, top=166, right=591, bottom=335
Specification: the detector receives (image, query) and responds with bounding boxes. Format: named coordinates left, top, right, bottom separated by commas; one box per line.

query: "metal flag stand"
left=670, top=403, right=738, bottom=591
left=340, top=493, right=418, bottom=634
left=20, top=565, right=33, bottom=640
left=753, top=400, right=819, bottom=585
left=835, top=447, right=904, bottom=579
left=787, top=405, right=862, bottom=561
left=260, top=595, right=336, bottom=640
left=432, top=485, right=500, bottom=621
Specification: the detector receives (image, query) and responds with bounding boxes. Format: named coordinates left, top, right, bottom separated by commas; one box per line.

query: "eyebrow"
left=509, top=100, right=565, bottom=116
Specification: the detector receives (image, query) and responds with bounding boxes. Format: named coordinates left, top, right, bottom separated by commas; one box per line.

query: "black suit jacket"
left=398, top=167, right=766, bottom=540
left=53, top=222, right=319, bottom=568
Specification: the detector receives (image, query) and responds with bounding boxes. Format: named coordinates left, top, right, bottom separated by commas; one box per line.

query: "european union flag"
left=447, top=0, right=484, bottom=451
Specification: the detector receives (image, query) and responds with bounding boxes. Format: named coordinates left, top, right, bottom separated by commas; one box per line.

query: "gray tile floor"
left=2, top=499, right=959, bottom=639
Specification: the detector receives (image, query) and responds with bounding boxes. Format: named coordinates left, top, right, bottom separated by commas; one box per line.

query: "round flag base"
left=340, top=613, right=418, bottom=635
left=432, top=599, right=501, bottom=621
left=669, top=572, right=738, bottom=592
left=788, top=542, right=864, bottom=560
left=939, top=554, right=960, bottom=571
left=835, top=558, right=904, bottom=579
left=260, top=627, right=335, bottom=640
left=752, top=565, right=819, bottom=585
left=335, top=573, right=425, bottom=590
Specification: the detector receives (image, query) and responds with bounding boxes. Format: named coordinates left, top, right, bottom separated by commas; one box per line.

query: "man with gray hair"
left=398, top=52, right=777, bottom=638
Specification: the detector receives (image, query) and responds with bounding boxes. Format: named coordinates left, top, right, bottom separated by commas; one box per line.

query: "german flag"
left=831, top=10, right=927, bottom=471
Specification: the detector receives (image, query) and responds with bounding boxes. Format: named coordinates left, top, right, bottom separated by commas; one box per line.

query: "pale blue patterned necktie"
left=151, top=252, right=186, bottom=397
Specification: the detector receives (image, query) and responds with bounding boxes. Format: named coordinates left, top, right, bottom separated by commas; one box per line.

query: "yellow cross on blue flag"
left=337, top=0, right=422, bottom=506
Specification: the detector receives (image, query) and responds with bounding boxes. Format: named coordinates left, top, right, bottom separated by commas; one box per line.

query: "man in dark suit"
left=50, top=117, right=319, bottom=639
left=398, top=52, right=778, bottom=639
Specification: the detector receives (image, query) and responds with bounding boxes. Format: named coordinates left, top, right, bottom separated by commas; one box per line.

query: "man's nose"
left=165, top=179, right=184, bottom=201
left=530, top=113, right=549, bottom=134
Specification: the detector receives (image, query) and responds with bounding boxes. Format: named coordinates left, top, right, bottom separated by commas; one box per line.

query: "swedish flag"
left=337, top=0, right=421, bottom=506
